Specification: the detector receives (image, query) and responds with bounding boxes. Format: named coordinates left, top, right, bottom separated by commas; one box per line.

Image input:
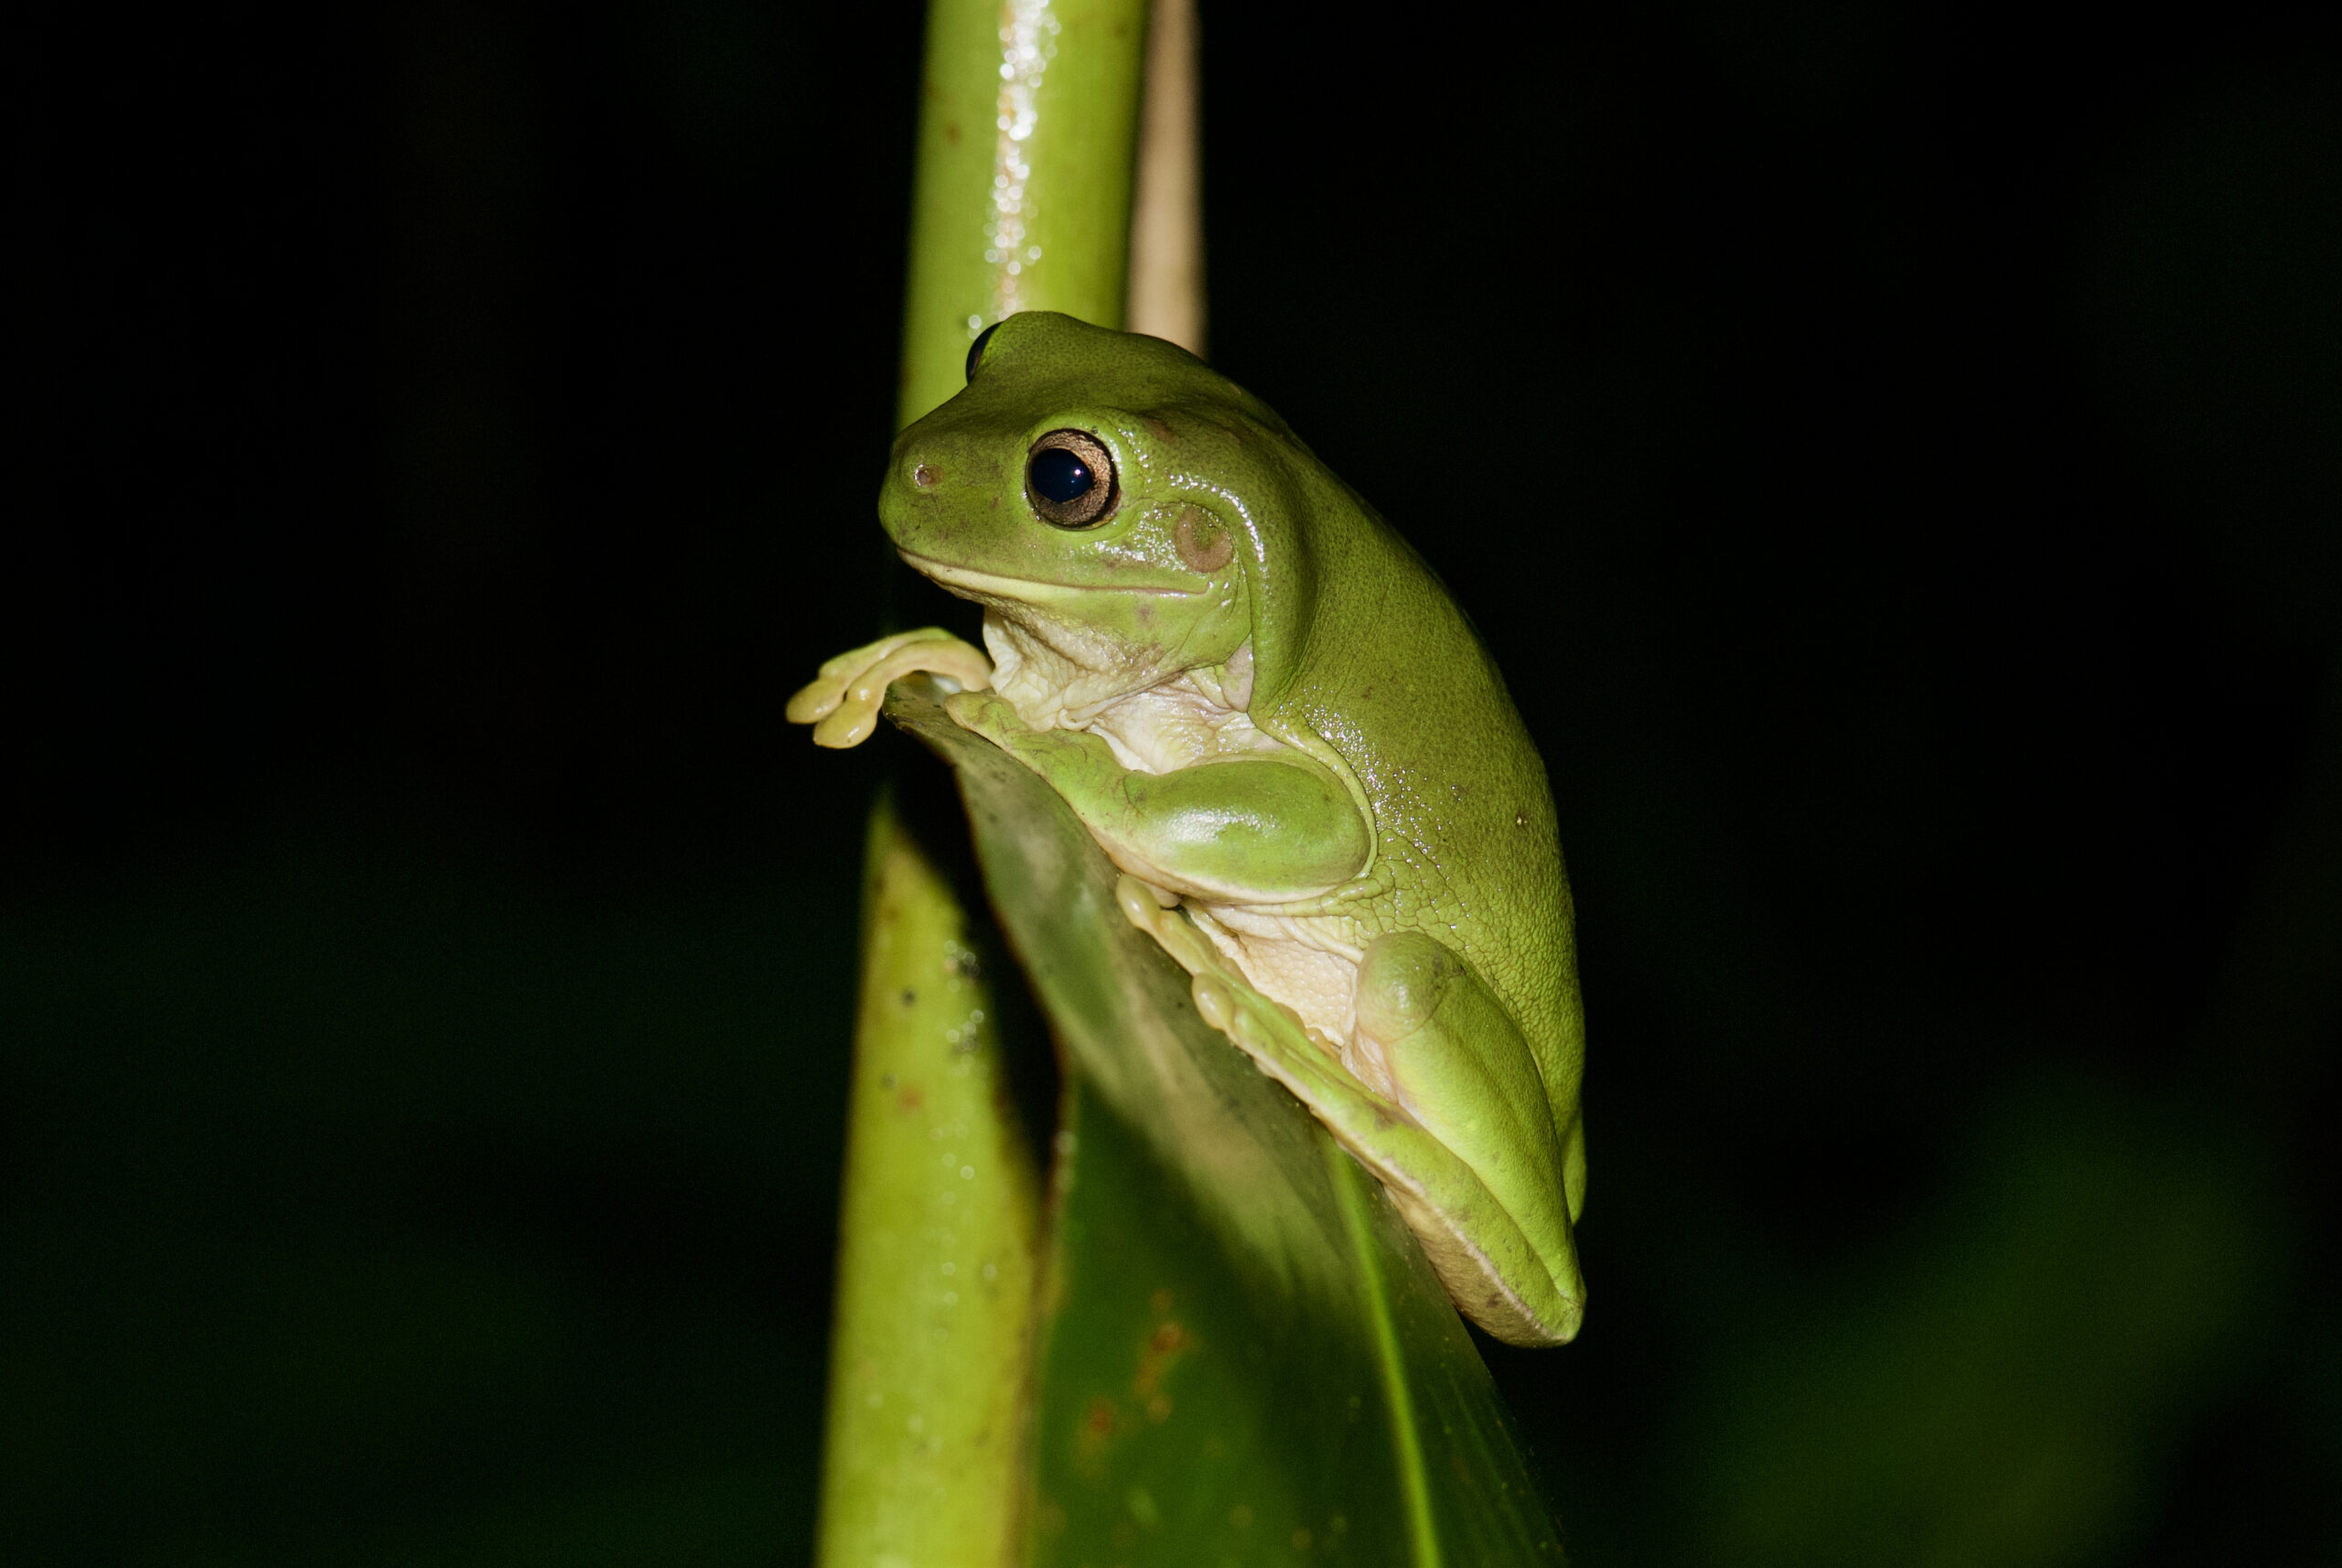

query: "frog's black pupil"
left=1029, top=446, right=1095, bottom=504
left=964, top=321, right=1002, bottom=383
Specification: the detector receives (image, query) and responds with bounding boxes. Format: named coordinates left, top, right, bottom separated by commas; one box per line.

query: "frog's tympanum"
left=789, top=313, right=1585, bottom=1345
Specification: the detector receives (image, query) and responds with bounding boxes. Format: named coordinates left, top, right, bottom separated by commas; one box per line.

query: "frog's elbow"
left=1313, top=798, right=1373, bottom=887
left=1113, top=760, right=1370, bottom=899
left=1239, top=761, right=1370, bottom=888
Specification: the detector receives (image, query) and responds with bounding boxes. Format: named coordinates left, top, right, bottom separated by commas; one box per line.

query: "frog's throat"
left=899, top=549, right=1221, bottom=728
left=980, top=609, right=1191, bottom=732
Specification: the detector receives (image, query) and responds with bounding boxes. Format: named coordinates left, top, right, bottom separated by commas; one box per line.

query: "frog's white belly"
left=1063, top=665, right=1372, bottom=1071
left=1185, top=902, right=1363, bottom=1053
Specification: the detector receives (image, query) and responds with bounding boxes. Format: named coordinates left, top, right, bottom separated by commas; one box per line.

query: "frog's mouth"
left=897, top=550, right=1205, bottom=603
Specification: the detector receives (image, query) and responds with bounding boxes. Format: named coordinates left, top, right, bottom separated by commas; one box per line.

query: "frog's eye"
left=964, top=321, right=1002, bottom=383
left=1026, top=429, right=1119, bottom=528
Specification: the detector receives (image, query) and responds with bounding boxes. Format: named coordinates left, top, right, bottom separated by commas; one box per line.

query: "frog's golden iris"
left=1025, top=428, right=1118, bottom=528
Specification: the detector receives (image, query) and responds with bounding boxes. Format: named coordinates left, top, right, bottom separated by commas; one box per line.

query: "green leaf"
left=889, top=682, right=1563, bottom=1566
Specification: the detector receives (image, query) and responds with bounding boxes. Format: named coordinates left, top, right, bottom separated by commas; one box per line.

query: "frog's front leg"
left=945, top=689, right=1370, bottom=900
left=785, top=628, right=993, bottom=748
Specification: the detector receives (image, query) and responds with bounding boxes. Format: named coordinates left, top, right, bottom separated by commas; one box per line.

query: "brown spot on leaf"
left=1133, top=1318, right=1190, bottom=1401
left=1073, top=1395, right=1121, bottom=1475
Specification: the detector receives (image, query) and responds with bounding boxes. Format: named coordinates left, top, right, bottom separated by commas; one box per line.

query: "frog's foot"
left=940, top=685, right=1029, bottom=746
left=1353, top=932, right=1585, bottom=1344
left=1112, top=878, right=1585, bottom=1346
left=785, top=628, right=992, bottom=748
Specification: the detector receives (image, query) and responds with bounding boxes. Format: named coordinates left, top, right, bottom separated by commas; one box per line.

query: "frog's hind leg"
left=1114, top=877, right=1584, bottom=1346
left=1352, top=931, right=1585, bottom=1335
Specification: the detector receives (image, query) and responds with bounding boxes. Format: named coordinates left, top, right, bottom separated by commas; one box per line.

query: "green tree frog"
left=789, top=313, right=1585, bottom=1345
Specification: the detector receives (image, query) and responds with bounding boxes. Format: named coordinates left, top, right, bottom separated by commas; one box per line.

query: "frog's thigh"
left=1354, top=932, right=1579, bottom=1280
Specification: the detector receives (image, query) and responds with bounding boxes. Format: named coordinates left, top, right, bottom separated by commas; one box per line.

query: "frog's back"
left=1251, top=466, right=1584, bottom=1140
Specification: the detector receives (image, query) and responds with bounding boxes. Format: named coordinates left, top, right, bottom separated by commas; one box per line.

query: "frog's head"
left=882, top=311, right=1320, bottom=720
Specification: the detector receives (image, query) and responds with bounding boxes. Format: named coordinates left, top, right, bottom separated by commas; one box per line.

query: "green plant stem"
left=897, top=0, right=1150, bottom=426
left=815, top=800, right=1040, bottom=1567
left=818, top=2, right=1151, bottom=1563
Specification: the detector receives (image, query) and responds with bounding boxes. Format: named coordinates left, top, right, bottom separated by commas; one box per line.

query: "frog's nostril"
left=912, top=463, right=938, bottom=489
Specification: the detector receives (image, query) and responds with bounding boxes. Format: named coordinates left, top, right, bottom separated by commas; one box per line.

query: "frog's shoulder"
left=1251, top=482, right=1535, bottom=810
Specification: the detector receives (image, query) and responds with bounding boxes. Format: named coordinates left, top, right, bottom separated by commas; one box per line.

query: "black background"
left=9, top=1, right=2339, bottom=1562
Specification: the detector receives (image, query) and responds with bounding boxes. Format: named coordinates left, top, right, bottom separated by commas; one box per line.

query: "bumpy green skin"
left=800, top=313, right=1587, bottom=1344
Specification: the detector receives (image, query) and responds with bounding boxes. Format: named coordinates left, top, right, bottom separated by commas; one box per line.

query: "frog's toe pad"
left=811, top=703, right=880, bottom=748
left=1113, top=874, right=1161, bottom=930
left=1190, top=974, right=1236, bottom=1032
left=782, top=676, right=843, bottom=725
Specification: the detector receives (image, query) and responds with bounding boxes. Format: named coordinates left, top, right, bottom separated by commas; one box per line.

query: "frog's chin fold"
left=896, top=549, right=1204, bottom=603
left=893, top=552, right=1203, bottom=728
